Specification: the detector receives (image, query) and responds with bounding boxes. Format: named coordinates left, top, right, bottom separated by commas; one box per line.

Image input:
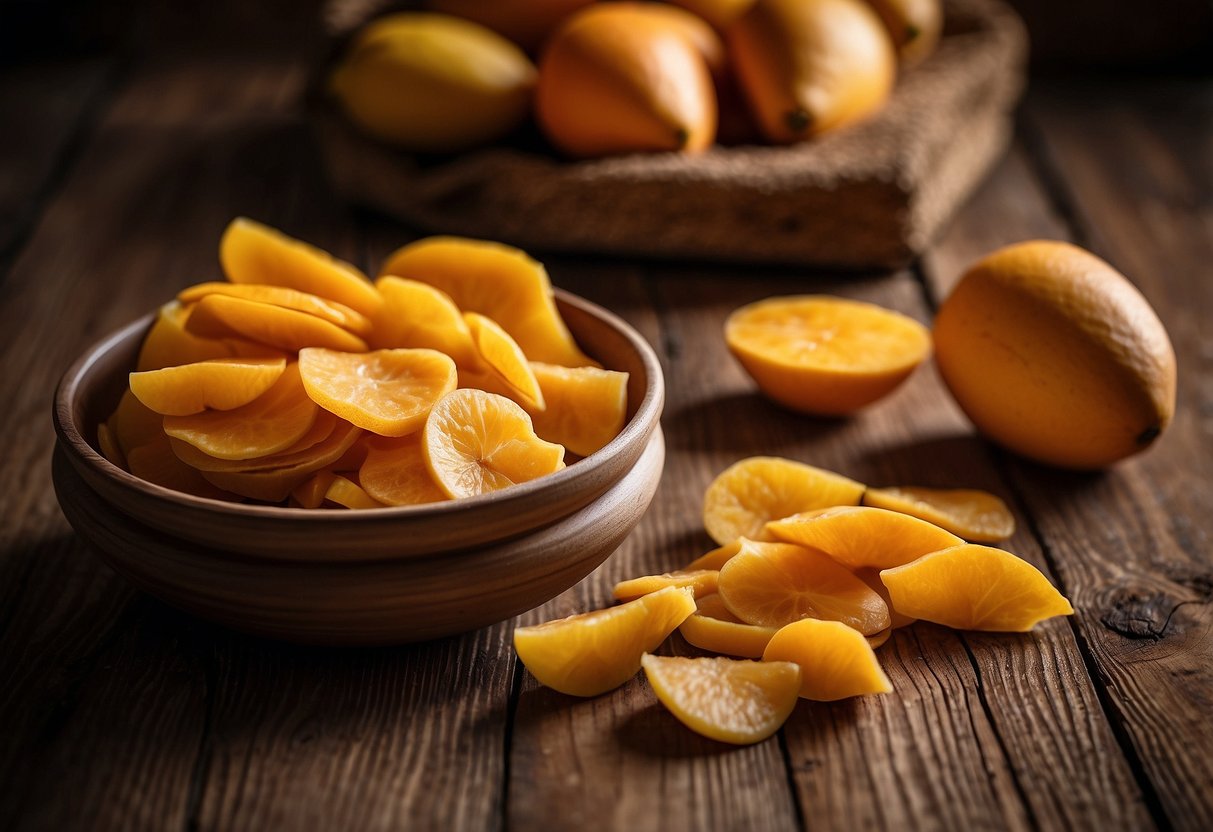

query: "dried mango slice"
left=371, top=276, right=478, bottom=367
left=324, top=475, right=385, bottom=509
left=880, top=544, right=1074, bottom=632
left=678, top=594, right=777, bottom=659
left=866, top=628, right=892, bottom=649
left=299, top=347, right=457, bottom=437
left=178, top=282, right=373, bottom=337
left=684, top=540, right=742, bottom=572
left=513, top=586, right=696, bottom=697
left=187, top=294, right=369, bottom=354
left=854, top=568, right=916, bottom=629
left=136, top=301, right=277, bottom=371
left=464, top=312, right=544, bottom=410
left=766, top=506, right=963, bottom=570
left=359, top=434, right=449, bottom=506
left=129, top=357, right=287, bottom=416
left=169, top=410, right=337, bottom=473
left=126, top=433, right=230, bottom=500
left=291, top=470, right=337, bottom=509
left=220, top=217, right=382, bottom=317
left=613, top=570, right=719, bottom=602
left=641, top=654, right=801, bottom=745
left=108, top=389, right=164, bottom=456
left=199, top=420, right=364, bottom=502
left=763, top=618, right=893, bottom=701
left=703, top=456, right=866, bottom=545
left=717, top=539, right=889, bottom=634
left=524, top=362, right=628, bottom=457
left=863, top=486, right=1016, bottom=542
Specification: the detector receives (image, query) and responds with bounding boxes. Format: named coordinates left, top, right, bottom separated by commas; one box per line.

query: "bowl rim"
left=54, top=288, right=664, bottom=526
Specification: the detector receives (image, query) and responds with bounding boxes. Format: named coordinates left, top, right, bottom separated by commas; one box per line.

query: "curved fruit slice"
left=613, top=570, right=719, bottom=602
left=641, top=654, right=801, bottom=745
left=178, top=282, right=373, bottom=337
left=725, top=295, right=930, bottom=415
left=136, top=301, right=274, bottom=371
left=359, top=434, right=449, bottom=506
left=524, top=362, right=629, bottom=457
left=129, top=357, right=287, bottom=416
left=299, top=347, right=457, bottom=437
left=423, top=389, right=565, bottom=498
left=880, top=544, right=1074, bottom=632
left=324, top=475, right=385, bottom=510
left=464, top=312, right=544, bottom=410
left=855, top=568, right=916, bottom=629
left=186, top=294, right=369, bottom=354
left=513, top=586, right=697, bottom=697
left=162, top=363, right=318, bottom=460
left=863, top=485, right=1016, bottom=543
left=169, top=411, right=337, bottom=473
left=703, top=456, right=866, bottom=545
left=126, top=433, right=230, bottom=500
left=766, top=505, right=962, bottom=570
left=679, top=594, right=777, bottom=658
left=371, top=276, right=478, bottom=366
left=684, top=540, right=742, bottom=572
left=717, top=539, right=889, bottom=634
left=291, top=470, right=337, bottom=509
left=378, top=236, right=594, bottom=367
left=220, top=217, right=382, bottom=317
left=200, top=421, right=364, bottom=502
left=109, top=389, right=165, bottom=456
left=763, top=618, right=893, bottom=700
left=865, top=628, right=892, bottom=649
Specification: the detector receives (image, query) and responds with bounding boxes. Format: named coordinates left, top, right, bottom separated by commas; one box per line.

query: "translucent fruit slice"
left=220, top=217, right=382, bottom=317
left=186, top=294, right=369, bottom=354
left=855, top=568, right=916, bottom=629
left=199, top=421, right=364, bottom=502
left=717, top=539, right=890, bottom=634
left=359, top=434, right=449, bottom=506
left=725, top=295, right=931, bottom=415
left=299, top=347, right=457, bottom=437
left=763, top=618, right=893, bottom=701
left=178, top=282, right=373, bottom=337
left=371, top=276, right=478, bottom=367
left=464, top=312, right=544, bottom=410
left=613, top=570, right=719, bottom=602
left=863, top=486, right=1016, bottom=542
left=135, top=301, right=275, bottom=371
left=423, top=388, right=565, bottom=498
left=880, top=544, right=1074, bottom=632
left=641, top=654, right=801, bottom=745
left=291, top=470, right=337, bottom=509
left=678, top=594, right=778, bottom=659
left=324, top=475, right=385, bottom=509
left=513, top=586, right=697, bottom=697
left=524, top=362, right=629, bottom=457
left=703, top=456, right=866, bottom=545
left=379, top=236, right=594, bottom=367
left=684, top=540, right=742, bottom=572
left=169, top=411, right=338, bottom=473
left=766, top=505, right=963, bottom=570
left=129, top=357, right=287, bottom=416
left=126, top=433, right=230, bottom=500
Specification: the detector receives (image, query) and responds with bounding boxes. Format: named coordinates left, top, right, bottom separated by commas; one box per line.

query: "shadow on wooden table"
left=661, top=391, right=851, bottom=454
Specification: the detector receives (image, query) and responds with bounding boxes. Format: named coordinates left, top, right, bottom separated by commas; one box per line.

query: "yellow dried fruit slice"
left=220, top=217, right=382, bottom=317
left=464, top=312, right=544, bottom=410
left=423, top=388, right=565, bottom=498
left=863, top=485, right=1016, bottom=542
left=678, top=594, right=777, bottom=659
left=187, top=294, right=369, bottom=354
left=291, top=470, right=337, bottom=509
left=854, top=568, right=916, bottom=629
left=169, top=410, right=338, bottom=473
left=199, top=421, right=364, bottom=502
left=359, top=434, right=449, bottom=506
left=613, top=570, right=719, bottom=602
left=371, top=276, right=478, bottom=367
left=513, top=586, right=697, bottom=697
left=108, top=389, right=164, bottom=456
left=126, top=433, right=230, bottom=500
left=763, top=618, right=893, bottom=701
left=299, top=347, right=457, bottom=437
left=135, top=301, right=277, bottom=371
left=324, top=475, right=385, bottom=509
left=717, top=539, right=889, bottom=634
left=880, top=544, right=1074, bottom=632
left=178, top=282, right=373, bottom=337
left=703, top=456, right=866, bottom=545
left=524, top=362, right=629, bottom=457
left=684, top=540, right=742, bottom=572
left=765, top=505, right=963, bottom=570
left=641, top=654, right=801, bottom=745
left=129, top=357, right=287, bottom=416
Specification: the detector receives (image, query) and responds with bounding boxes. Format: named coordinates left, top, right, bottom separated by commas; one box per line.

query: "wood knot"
left=1099, top=590, right=1186, bottom=641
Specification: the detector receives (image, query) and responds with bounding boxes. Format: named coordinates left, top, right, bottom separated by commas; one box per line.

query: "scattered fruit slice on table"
left=129, top=357, right=287, bottom=416
left=724, top=295, right=930, bottom=415
left=613, top=570, right=719, bottom=602
left=371, top=276, right=478, bottom=366
left=865, top=628, right=892, bottom=650
left=703, top=456, right=866, bottom=545
left=324, top=475, right=385, bottom=510
left=187, top=294, right=369, bottom=354
left=717, top=539, right=889, bottom=634
left=178, top=282, right=373, bottom=337
left=678, top=594, right=777, bottom=658
left=765, top=505, right=962, bottom=570
left=464, top=312, right=545, bottom=409
left=359, top=435, right=449, bottom=506
left=763, top=617, right=893, bottom=700
left=523, top=362, right=629, bottom=457
left=684, top=540, right=742, bottom=572
left=298, top=347, right=457, bottom=437
left=863, top=485, right=1015, bottom=542
left=423, top=388, right=565, bottom=498
left=514, top=586, right=697, bottom=697
left=169, top=410, right=337, bottom=473
left=199, top=421, right=364, bottom=502
left=879, top=544, right=1074, bottom=632
left=854, top=568, right=916, bottom=629
left=641, top=654, right=801, bottom=745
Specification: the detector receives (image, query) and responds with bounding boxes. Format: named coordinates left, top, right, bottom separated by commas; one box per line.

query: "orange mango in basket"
left=129, top=357, right=287, bottom=416
left=187, top=294, right=369, bottom=354
left=359, top=434, right=449, bottom=506
left=324, top=475, right=386, bottom=510
left=168, top=410, right=338, bottom=473
left=371, top=276, right=478, bottom=367
left=463, top=312, right=545, bottom=410
left=178, top=282, right=373, bottom=337
left=524, top=362, right=629, bottom=457
left=135, top=301, right=271, bottom=371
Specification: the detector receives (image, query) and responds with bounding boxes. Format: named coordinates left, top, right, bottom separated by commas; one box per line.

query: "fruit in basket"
left=863, top=0, right=943, bottom=65
left=762, top=618, right=892, bottom=700
left=427, top=0, right=596, bottom=52
left=933, top=240, right=1177, bottom=469
left=129, top=357, right=286, bottom=416
left=328, top=13, right=537, bottom=153
left=524, top=362, right=630, bottom=457
left=536, top=3, right=718, bottom=157
left=728, top=0, right=896, bottom=143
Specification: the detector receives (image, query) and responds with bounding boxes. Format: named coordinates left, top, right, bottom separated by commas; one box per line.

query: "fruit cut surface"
left=863, top=485, right=1015, bottom=542
left=129, top=357, right=287, bottom=416
left=766, top=505, right=962, bottom=570
left=763, top=617, right=893, bottom=700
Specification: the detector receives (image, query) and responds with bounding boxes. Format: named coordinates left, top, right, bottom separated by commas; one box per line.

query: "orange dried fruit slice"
left=299, top=347, right=457, bottom=437
left=641, top=654, right=801, bottom=745
left=186, top=294, right=369, bottom=354
left=879, top=544, right=1074, bottom=632
left=96, top=421, right=126, bottom=469
left=763, top=618, right=893, bottom=701
left=863, top=486, right=1016, bottom=542
left=324, top=475, right=385, bottom=509
left=178, top=282, right=373, bottom=337
left=678, top=594, right=777, bottom=659
left=129, top=357, right=287, bottom=416
left=135, top=301, right=277, bottom=371
left=464, top=312, right=545, bottom=410
left=854, top=568, right=916, bottom=629
left=703, top=456, right=866, bottom=545
left=613, top=570, right=719, bottom=602
left=162, top=363, right=318, bottom=460
left=513, top=586, right=697, bottom=697
left=524, top=362, right=629, bottom=457
left=865, top=628, right=892, bottom=650
left=725, top=295, right=930, bottom=415
left=359, top=435, right=449, bottom=506
left=717, top=539, right=889, bottom=634
left=291, top=470, right=337, bottom=509
left=685, top=540, right=742, bottom=572
left=126, top=433, right=230, bottom=500
left=220, top=217, right=382, bottom=317
left=199, top=421, right=364, bottom=502
left=169, top=410, right=338, bottom=473
left=108, top=389, right=164, bottom=456
left=423, top=388, right=565, bottom=498
left=371, top=276, right=478, bottom=367
left=766, top=505, right=963, bottom=570
left=379, top=236, right=594, bottom=367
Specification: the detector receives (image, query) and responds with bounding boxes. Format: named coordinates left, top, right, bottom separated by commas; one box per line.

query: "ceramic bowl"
left=52, top=290, right=664, bottom=644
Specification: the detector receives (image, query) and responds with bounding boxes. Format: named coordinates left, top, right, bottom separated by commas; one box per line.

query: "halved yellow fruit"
left=763, top=618, right=893, bottom=701
left=464, top=312, right=544, bottom=410
left=371, top=276, right=478, bottom=366
left=178, top=282, right=373, bottom=337
left=513, top=586, right=697, bottom=697
left=678, top=594, right=777, bottom=658
left=613, top=570, right=719, bottom=602
left=765, top=505, right=962, bottom=570
left=129, top=357, right=287, bottom=416
left=324, top=475, right=385, bottom=509
left=199, top=421, right=364, bottom=502
left=641, top=653, right=801, bottom=745
left=359, top=434, right=449, bottom=506
left=187, top=294, right=369, bottom=353
left=524, top=362, right=628, bottom=457
left=863, top=485, right=1016, bottom=542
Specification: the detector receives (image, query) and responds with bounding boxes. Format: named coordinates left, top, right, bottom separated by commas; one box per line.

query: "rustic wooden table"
left=2, top=7, right=1210, bottom=831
